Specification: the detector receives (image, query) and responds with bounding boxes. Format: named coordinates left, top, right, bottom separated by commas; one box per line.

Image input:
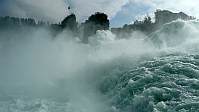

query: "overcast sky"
left=0, top=0, right=199, bottom=27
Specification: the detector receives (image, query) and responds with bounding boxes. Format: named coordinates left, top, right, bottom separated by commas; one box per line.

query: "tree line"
left=0, top=10, right=195, bottom=43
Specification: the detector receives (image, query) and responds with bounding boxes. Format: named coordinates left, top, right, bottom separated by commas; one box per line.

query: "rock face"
left=155, top=10, right=195, bottom=26
left=61, top=14, right=78, bottom=32
left=81, top=12, right=110, bottom=43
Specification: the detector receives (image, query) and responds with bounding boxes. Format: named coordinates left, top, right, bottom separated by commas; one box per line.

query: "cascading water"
left=1, top=20, right=199, bottom=112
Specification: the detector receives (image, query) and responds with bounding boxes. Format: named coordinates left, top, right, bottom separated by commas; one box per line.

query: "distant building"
left=155, top=9, right=195, bottom=25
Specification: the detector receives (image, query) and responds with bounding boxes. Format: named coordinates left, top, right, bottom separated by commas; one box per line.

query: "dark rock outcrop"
left=81, top=12, right=110, bottom=43
left=60, top=14, right=78, bottom=32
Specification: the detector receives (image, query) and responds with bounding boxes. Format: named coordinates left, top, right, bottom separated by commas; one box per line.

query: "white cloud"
left=4, top=0, right=67, bottom=22
left=153, top=0, right=199, bottom=18
left=71, top=0, right=129, bottom=21
left=2, top=0, right=199, bottom=25
left=110, top=0, right=199, bottom=26
left=129, top=0, right=199, bottom=18
left=2, top=0, right=129, bottom=23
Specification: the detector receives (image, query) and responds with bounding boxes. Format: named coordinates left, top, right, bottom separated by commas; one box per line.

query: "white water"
left=1, top=20, right=199, bottom=112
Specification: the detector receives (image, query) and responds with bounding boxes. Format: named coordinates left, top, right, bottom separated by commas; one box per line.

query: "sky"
left=0, top=0, right=199, bottom=27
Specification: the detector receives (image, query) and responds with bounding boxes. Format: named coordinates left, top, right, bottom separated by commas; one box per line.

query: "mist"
left=1, top=18, right=199, bottom=111
left=0, top=24, right=159, bottom=111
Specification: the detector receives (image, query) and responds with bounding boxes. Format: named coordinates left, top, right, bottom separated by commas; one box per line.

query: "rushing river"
left=1, top=20, right=199, bottom=112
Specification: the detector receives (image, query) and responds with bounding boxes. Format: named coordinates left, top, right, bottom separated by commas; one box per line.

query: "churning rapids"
left=1, top=20, right=199, bottom=112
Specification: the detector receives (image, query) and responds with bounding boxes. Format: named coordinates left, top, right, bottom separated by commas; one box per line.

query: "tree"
left=82, top=12, right=110, bottom=43
left=144, top=16, right=152, bottom=24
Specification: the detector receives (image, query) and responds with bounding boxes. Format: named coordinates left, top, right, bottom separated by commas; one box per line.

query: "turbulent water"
left=1, top=20, right=199, bottom=112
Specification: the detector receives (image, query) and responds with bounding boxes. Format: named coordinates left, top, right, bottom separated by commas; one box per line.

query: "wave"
left=148, top=20, right=199, bottom=48
left=1, top=19, right=199, bottom=112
